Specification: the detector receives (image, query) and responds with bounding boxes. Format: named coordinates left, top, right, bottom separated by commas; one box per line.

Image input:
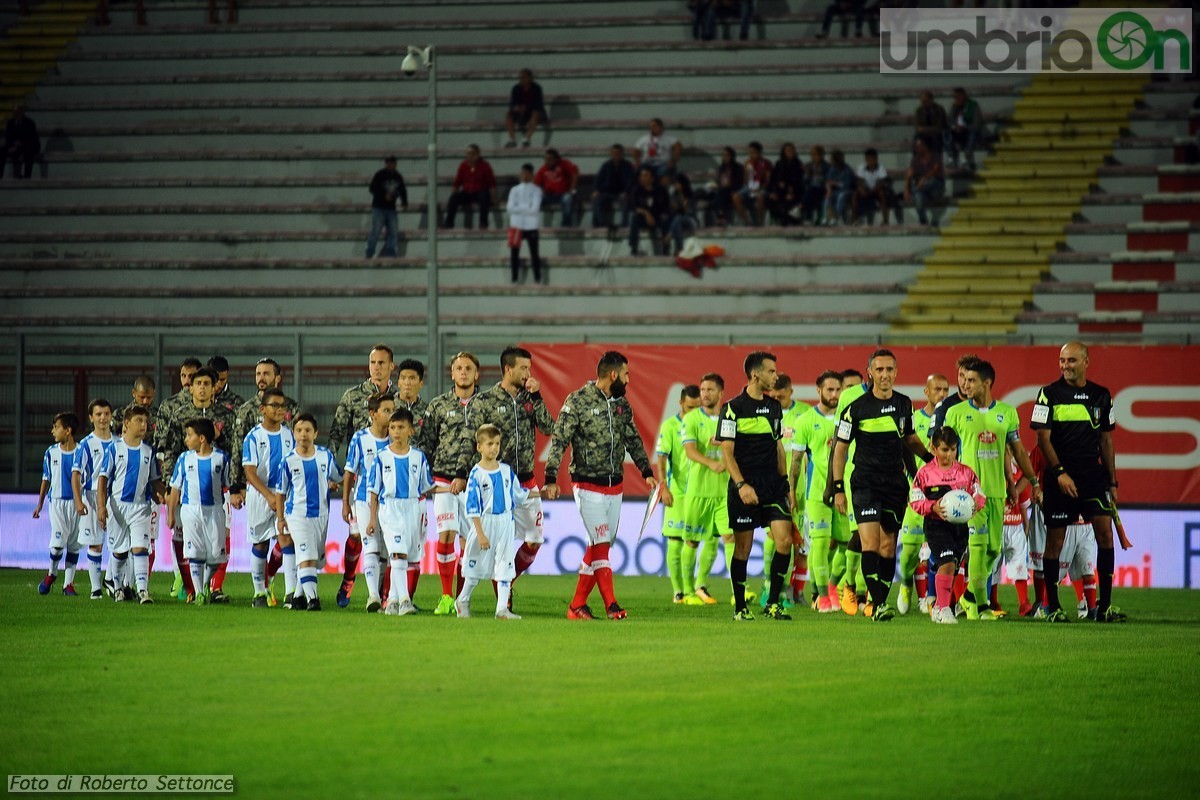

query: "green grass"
left=1, top=569, right=1197, bottom=800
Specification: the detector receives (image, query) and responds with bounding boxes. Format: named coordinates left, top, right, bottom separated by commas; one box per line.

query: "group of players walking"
left=32, top=340, right=1124, bottom=623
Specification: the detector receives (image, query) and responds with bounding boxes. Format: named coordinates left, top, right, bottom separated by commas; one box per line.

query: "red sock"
left=1015, top=579, right=1029, bottom=609
left=935, top=573, right=953, bottom=608
left=435, top=541, right=456, bottom=595
left=1083, top=574, right=1097, bottom=610
left=343, top=535, right=362, bottom=581
left=148, top=546, right=156, bottom=573
left=380, top=568, right=390, bottom=603
left=210, top=533, right=231, bottom=590
left=1072, top=578, right=1085, bottom=603
left=915, top=560, right=928, bottom=599
left=514, top=542, right=538, bottom=578
left=571, top=546, right=597, bottom=608
left=952, top=573, right=966, bottom=602
left=455, top=561, right=465, bottom=596
left=789, top=564, right=807, bottom=596
left=1034, top=574, right=1046, bottom=606
left=173, top=538, right=194, bottom=594
left=989, top=583, right=1000, bottom=610
left=407, top=566, right=419, bottom=600
left=592, top=543, right=616, bottom=608
left=267, top=540, right=282, bottom=582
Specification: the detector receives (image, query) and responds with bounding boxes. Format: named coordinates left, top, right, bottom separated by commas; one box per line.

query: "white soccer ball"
left=940, top=489, right=976, bottom=524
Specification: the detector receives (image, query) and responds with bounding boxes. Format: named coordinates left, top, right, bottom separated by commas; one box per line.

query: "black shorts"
left=727, top=473, right=791, bottom=532
left=1043, top=465, right=1113, bottom=528
left=850, top=476, right=907, bottom=534
left=925, top=519, right=968, bottom=568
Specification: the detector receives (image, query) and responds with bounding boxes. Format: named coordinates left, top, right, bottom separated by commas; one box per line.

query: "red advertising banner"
left=521, top=344, right=1200, bottom=506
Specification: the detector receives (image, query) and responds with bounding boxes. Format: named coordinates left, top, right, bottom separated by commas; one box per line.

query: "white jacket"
left=506, top=181, right=542, bottom=231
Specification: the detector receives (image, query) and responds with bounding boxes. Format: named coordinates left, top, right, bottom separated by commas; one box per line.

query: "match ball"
left=940, top=490, right=976, bottom=524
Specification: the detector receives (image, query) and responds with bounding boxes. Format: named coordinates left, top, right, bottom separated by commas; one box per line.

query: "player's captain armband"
left=1031, top=404, right=1049, bottom=424
left=1107, top=408, right=1115, bottom=426
left=719, top=419, right=737, bottom=439
left=836, top=420, right=852, bottom=441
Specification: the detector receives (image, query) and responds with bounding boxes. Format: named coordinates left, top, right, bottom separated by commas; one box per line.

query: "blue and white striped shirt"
left=102, top=439, right=160, bottom=504
left=72, top=431, right=117, bottom=492
left=170, top=449, right=230, bottom=507
left=345, top=427, right=391, bottom=503
left=242, top=424, right=295, bottom=494
left=367, top=448, right=432, bottom=505
left=42, top=444, right=77, bottom=501
left=276, top=447, right=341, bottom=518
left=465, top=463, right=528, bottom=519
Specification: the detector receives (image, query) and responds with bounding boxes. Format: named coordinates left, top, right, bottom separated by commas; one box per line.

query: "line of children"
left=97, top=406, right=164, bottom=604
left=34, top=413, right=82, bottom=596
left=167, top=419, right=231, bottom=605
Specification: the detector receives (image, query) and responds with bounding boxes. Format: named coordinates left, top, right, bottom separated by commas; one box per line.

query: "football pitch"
left=1, top=570, right=1196, bottom=800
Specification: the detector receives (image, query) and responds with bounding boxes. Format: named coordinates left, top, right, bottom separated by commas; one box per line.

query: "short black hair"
left=397, top=359, right=425, bottom=380
left=841, top=368, right=864, bottom=382
left=367, top=391, right=394, bottom=413
left=293, top=413, right=318, bottom=431
left=500, top=346, right=532, bottom=371
left=816, top=370, right=842, bottom=388
left=596, top=350, right=628, bottom=378
left=180, top=357, right=203, bottom=370
left=256, top=357, right=281, bottom=376
left=968, top=360, right=996, bottom=386
left=700, top=373, right=725, bottom=390
left=521, top=163, right=535, bottom=173
left=54, top=412, right=79, bottom=434
left=680, top=384, right=700, bottom=401
left=207, top=355, right=231, bottom=373
left=865, top=147, right=878, bottom=158
left=774, top=373, right=792, bottom=390
left=389, top=408, right=415, bottom=426
left=743, top=351, right=776, bottom=379
left=748, top=140, right=763, bottom=153
left=545, top=148, right=559, bottom=158
left=88, top=398, right=112, bottom=416
left=261, top=388, right=286, bottom=406
left=191, top=367, right=219, bottom=386
left=867, top=349, right=897, bottom=369
left=930, top=426, right=960, bottom=451
left=186, top=418, right=215, bottom=444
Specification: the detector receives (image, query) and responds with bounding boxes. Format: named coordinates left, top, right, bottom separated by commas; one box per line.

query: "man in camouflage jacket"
left=328, top=344, right=396, bottom=460
left=233, top=358, right=300, bottom=447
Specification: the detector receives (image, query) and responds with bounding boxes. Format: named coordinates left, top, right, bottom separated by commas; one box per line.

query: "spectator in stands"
left=208, top=0, right=238, bottom=24
left=96, top=0, right=147, bottom=25
left=914, top=90, right=948, bottom=153
left=507, top=163, right=543, bottom=284
left=443, top=144, right=496, bottom=230
left=365, top=156, right=407, bottom=259
left=852, top=147, right=894, bottom=225
left=628, top=167, right=670, bottom=256
left=766, top=142, right=803, bottom=226
left=904, top=137, right=944, bottom=226
left=946, top=86, right=984, bottom=171
left=3, top=106, right=41, bottom=180
left=816, top=0, right=865, bottom=38
left=592, top=143, right=636, bottom=229
left=505, top=69, right=546, bottom=149
left=709, top=145, right=744, bottom=226
left=534, top=148, right=579, bottom=227
left=823, top=148, right=857, bottom=225
left=632, top=118, right=683, bottom=181
left=690, top=1, right=755, bottom=42
left=801, top=145, right=830, bottom=224
left=733, top=140, right=771, bottom=226
left=665, top=173, right=700, bottom=255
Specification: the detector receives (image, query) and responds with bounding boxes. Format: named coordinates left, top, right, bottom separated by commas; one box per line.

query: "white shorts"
left=515, top=484, right=544, bottom=544
left=433, top=487, right=469, bottom=536
left=1062, top=523, right=1097, bottom=581
left=1028, top=505, right=1047, bottom=572
left=379, top=498, right=425, bottom=560
left=573, top=486, right=622, bottom=546
left=287, top=515, right=328, bottom=566
left=107, top=499, right=154, bottom=553
left=182, top=505, right=228, bottom=565
left=1001, top=522, right=1030, bottom=581
left=47, top=498, right=81, bottom=553
left=245, top=489, right=278, bottom=543
left=461, top=515, right=516, bottom=582
left=77, top=490, right=106, bottom=547
left=348, top=499, right=381, bottom=556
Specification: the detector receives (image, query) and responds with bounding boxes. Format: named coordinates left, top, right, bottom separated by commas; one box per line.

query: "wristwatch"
left=735, top=480, right=746, bottom=490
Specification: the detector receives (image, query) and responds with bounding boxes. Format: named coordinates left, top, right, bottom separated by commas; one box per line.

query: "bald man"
left=1030, top=342, right=1124, bottom=623
left=896, top=372, right=949, bottom=615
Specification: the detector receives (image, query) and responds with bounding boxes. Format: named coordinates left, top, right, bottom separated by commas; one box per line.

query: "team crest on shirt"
left=996, top=414, right=1005, bottom=424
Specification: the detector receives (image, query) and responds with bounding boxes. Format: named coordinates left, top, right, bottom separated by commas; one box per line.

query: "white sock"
left=394, top=558, right=410, bottom=603
left=123, top=556, right=134, bottom=589
left=104, top=554, right=114, bottom=581
left=203, top=564, right=215, bottom=593
left=133, top=552, right=149, bottom=593
left=282, top=546, right=297, bottom=596
left=87, top=551, right=103, bottom=592
left=363, top=552, right=379, bottom=600
left=458, top=576, right=479, bottom=604
left=63, top=551, right=78, bottom=585
left=299, top=565, right=319, bottom=600
left=496, top=579, right=512, bottom=616
left=250, top=546, right=267, bottom=595
left=189, top=560, right=206, bottom=597
left=112, top=555, right=128, bottom=590
left=48, top=547, right=63, bottom=577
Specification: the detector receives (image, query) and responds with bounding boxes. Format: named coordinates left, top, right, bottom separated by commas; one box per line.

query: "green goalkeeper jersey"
left=913, top=406, right=934, bottom=449
left=655, top=413, right=690, bottom=496
left=781, top=400, right=812, bottom=501
left=793, top=405, right=838, bottom=499
left=943, top=399, right=1020, bottom=498
left=681, top=407, right=728, bottom=499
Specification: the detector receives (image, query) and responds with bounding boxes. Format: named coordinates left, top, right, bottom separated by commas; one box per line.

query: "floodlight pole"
left=424, top=45, right=442, bottom=396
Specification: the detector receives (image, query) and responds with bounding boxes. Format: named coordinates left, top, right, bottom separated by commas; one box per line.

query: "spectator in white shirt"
left=852, top=147, right=894, bottom=225
left=632, top=118, right=683, bottom=181
left=506, top=164, right=544, bottom=284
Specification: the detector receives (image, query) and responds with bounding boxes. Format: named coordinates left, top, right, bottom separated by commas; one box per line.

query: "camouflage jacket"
left=395, top=394, right=428, bottom=451
left=419, top=389, right=476, bottom=480
left=328, top=379, right=394, bottom=460
left=456, top=381, right=554, bottom=482
left=112, top=402, right=160, bottom=439
left=545, top=381, right=653, bottom=486
left=155, top=400, right=243, bottom=491
left=233, top=391, right=301, bottom=449
left=214, top=387, right=245, bottom=416
left=158, top=388, right=190, bottom=421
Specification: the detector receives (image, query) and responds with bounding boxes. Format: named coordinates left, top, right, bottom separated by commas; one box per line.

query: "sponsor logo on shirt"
left=880, top=406, right=896, bottom=413
left=979, top=431, right=997, bottom=444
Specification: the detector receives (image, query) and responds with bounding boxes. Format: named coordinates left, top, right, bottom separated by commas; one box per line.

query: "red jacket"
left=453, top=159, right=496, bottom=193
left=534, top=158, right=578, bottom=195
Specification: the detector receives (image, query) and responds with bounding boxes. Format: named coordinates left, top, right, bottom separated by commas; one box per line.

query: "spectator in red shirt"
left=534, top=148, right=580, bottom=227
left=443, top=144, right=497, bottom=230
left=505, top=69, right=547, bottom=149
left=732, top=140, right=771, bottom=226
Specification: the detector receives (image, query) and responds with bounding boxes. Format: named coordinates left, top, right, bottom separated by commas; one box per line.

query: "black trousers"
left=510, top=229, right=540, bottom=282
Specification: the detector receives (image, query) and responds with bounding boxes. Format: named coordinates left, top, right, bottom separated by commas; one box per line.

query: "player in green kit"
left=790, top=370, right=844, bottom=613
left=826, top=367, right=870, bottom=614
left=657, top=385, right=701, bottom=603
left=896, top=372, right=950, bottom=615
left=681, top=374, right=742, bottom=605
left=759, top=374, right=812, bottom=606
left=943, top=360, right=1042, bottom=620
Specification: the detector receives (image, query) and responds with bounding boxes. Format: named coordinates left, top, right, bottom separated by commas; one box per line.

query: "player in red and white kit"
left=997, top=450, right=1033, bottom=617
